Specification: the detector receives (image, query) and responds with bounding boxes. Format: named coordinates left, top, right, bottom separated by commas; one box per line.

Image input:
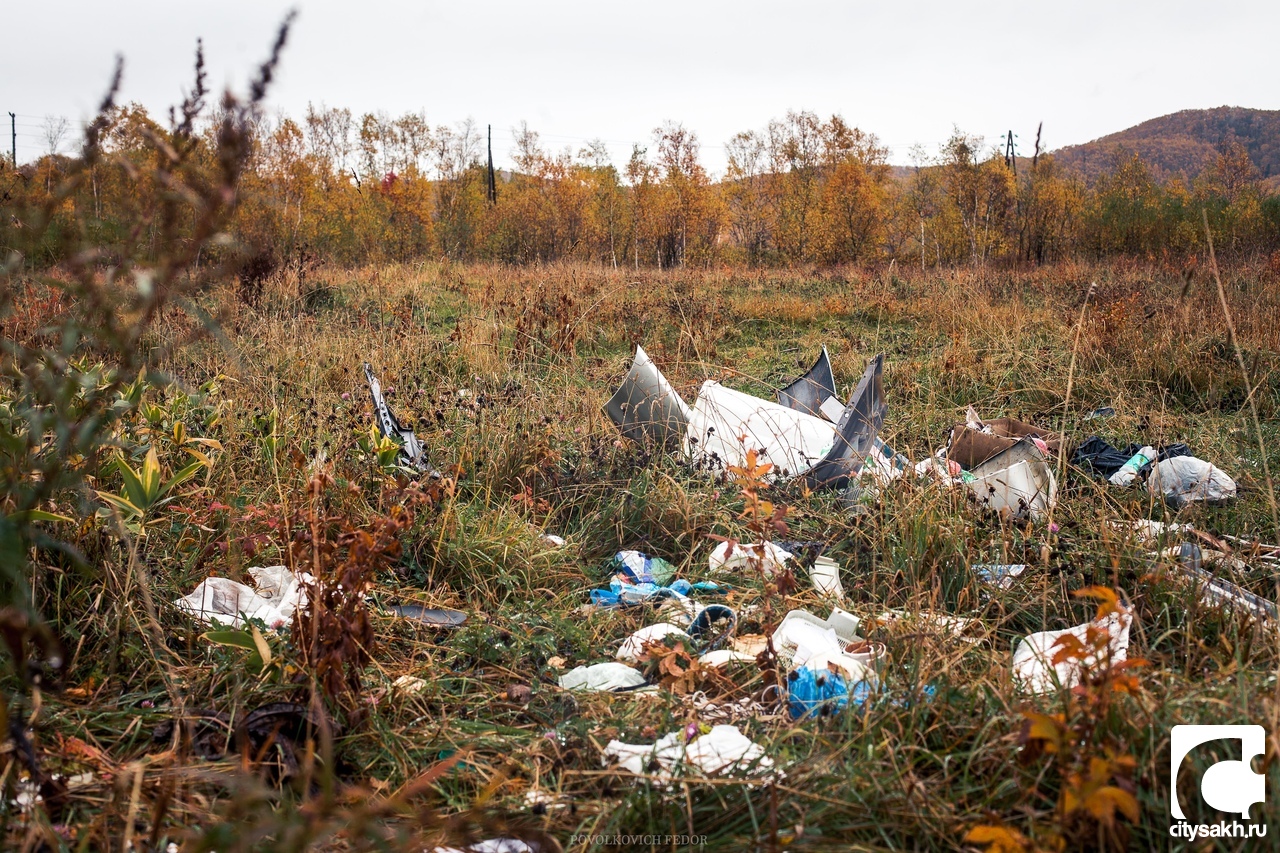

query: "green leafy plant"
left=94, top=446, right=210, bottom=535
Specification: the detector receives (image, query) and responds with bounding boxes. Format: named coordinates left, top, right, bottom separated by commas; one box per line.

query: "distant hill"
left=1051, top=106, right=1280, bottom=186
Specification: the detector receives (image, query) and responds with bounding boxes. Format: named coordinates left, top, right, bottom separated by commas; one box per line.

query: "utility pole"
left=1004, top=130, right=1016, bottom=176
left=8, top=113, right=15, bottom=168
left=486, top=124, right=497, bottom=204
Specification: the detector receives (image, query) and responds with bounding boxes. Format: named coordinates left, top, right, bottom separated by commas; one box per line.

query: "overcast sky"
left=3, top=0, right=1276, bottom=175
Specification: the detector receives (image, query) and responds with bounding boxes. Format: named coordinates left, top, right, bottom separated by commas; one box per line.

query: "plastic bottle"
left=1109, top=446, right=1156, bottom=487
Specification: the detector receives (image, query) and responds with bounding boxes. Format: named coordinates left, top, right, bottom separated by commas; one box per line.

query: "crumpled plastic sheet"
left=1147, top=455, right=1238, bottom=508
left=708, top=540, right=792, bottom=576
left=617, top=623, right=691, bottom=663
left=1012, top=612, right=1132, bottom=694
left=603, top=724, right=779, bottom=785
left=175, top=565, right=310, bottom=629
left=558, top=662, right=653, bottom=693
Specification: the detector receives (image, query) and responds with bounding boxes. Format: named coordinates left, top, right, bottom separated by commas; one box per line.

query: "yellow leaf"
left=251, top=626, right=273, bottom=668
left=963, top=824, right=1030, bottom=853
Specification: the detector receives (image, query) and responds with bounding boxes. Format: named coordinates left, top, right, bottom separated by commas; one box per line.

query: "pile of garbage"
left=164, top=347, right=1271, bottom=800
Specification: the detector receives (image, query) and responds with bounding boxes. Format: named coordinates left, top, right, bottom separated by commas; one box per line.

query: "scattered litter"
left=617, top=623, right=691, bottom=664
left=872, top=609, right=984, bottom=644
left=385, top=604, right=467, bottom=627
left=1147, top=456, right=1238, bottom=508
left=364, top=363, right=435, bottom=475
left=175, top=565, right=308, bottom=629
left=691, top=692, right=780, bottom=722
left=1126, top=519, right=1193, bottom=545
left=540, top=533, right=566, bottom=548
left=559, top=662, right=652, bottom=693
left=973, top=564, right=1027, bottom=590
left=1071, top=437, right=1190, bottom=481
left=708, top=540, right=792, bottom=576
left=1082, top=406, right=1116, bottom=421
left=603, top=724, right=778, bottom=784
left=809, top=554, right=844, bottom=600
left=1012, top=612, right=1133, bottom=694
left=1166, top=543, right=1276, bottom=621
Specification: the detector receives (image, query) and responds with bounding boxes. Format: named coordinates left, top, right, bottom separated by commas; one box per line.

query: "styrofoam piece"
left=559, top=662, right=651, bottom=692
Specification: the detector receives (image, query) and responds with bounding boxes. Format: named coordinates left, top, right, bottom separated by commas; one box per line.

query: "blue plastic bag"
left=787, top=667, right=849, bottom=720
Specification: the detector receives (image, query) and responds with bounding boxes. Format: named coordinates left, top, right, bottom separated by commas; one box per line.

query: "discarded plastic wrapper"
left=603, top=724, right=778, bottom=785
left=559, top=662, right=653, bottom=692
left=777, top=346, right=838, bottom=418
left=1147, top=456, right=1237, bottom=508
left=1012, top=612, right=1132, bottom=694
left=973, top=564, right=1026, bottom=590
left=604, top=345, right=692, bottom=445
left=708, top=540, right=792, bottom=576
left=608, top=550, right=677, bottom=586
left=964, top=438, right=1057, bottom=521
left=590, top=575, right=725, bottom=609
left=788, top=667, right=849, bottom=720
left=364, top=363, right=435, bottom=475
left=175, top=565, right=309, bottom=629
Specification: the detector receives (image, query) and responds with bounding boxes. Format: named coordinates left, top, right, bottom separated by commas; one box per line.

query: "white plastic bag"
left=1012, top=612, right=1132, bottom=694
left=1147, top=456, right=1237, bottom=508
